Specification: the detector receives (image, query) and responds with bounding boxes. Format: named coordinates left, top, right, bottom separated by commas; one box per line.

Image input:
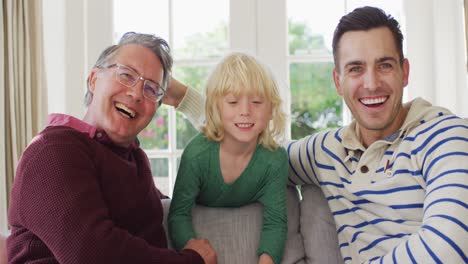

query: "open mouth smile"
left=115, top=103, right=136, bottom=119
left=236, top=123, right=254, bottom=128
left=359, top=96, right=388, bottom=107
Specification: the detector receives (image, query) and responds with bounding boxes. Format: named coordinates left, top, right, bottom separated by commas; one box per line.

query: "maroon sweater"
left=7, top=114, right=203, bottom=264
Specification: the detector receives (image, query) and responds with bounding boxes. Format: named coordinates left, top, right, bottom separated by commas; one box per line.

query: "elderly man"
left=7, top=32, right=217, bottom=264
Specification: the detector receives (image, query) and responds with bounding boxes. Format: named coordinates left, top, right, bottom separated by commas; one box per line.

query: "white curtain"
left=404, top=0, right=468, bottom=117
left=465, top=0, right=468, bottom=72
left=0, top=0, right=47, bottom=233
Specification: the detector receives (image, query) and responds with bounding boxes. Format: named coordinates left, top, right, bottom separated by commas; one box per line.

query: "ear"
left=88, top=68, right=100, bottom=93
left=402, top=58, right=410, bottom=87
left=333, top=68, right=343, bottom=96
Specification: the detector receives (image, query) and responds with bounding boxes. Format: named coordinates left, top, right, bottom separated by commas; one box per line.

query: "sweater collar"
left=46, top=113, right=138, bottom=149
left=341, top=97, right=450, bottom=151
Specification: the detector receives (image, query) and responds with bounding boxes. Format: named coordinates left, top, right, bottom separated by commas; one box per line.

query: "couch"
left=161, top=185, right=343, bottom=264
left=0, top=234, right=6, bottom=264
left=0, top=185, right=341, bottom=264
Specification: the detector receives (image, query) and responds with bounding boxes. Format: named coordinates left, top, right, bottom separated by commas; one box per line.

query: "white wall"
left=404, top=0, right=468, bottom=117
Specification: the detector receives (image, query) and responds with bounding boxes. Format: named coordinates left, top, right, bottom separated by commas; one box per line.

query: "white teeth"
left=360, top=97, right=387, bottom=105
left=115, top=103, right=136, bottom=118
left=236, top=123, right=253, bottom=128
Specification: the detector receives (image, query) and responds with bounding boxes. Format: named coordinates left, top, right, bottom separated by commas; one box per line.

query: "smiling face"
left=84, top=44, right=164, bottom=147
left=333, top=27, right=410, bottom=146
left=219, top=92, right=272, bottom=149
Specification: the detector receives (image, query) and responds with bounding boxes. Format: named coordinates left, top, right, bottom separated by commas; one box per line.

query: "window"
left=114, top=0, right=229, bottom=195
left=113, top=0, right=404, bottom=196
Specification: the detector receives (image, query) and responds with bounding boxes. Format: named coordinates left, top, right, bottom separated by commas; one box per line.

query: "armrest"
left=0, top=233, right=7, bottom=264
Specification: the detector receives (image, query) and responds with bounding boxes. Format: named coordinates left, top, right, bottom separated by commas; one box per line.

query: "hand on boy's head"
left=162, top=77, right=188, bottom=108
left=183, top=238, right=218, bottom=264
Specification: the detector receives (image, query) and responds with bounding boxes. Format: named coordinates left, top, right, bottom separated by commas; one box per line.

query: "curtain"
left=0, top=0, right=47, bottom=232
left=465, top=0, right=468, bottom=71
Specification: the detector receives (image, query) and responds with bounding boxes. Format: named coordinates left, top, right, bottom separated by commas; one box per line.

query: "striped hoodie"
left=287, top=98, right=468, bottom=263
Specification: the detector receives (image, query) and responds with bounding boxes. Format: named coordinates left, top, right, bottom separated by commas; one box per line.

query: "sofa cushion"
left=0, top=234, right=6, bottom=264
left=282, top=187, right=305, bottom=264
left=162, top=187, right=304, bottom=264
left=300, top=185, right=342, bottom=264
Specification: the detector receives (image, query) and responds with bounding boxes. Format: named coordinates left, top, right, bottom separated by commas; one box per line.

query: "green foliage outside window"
left=138, top=106, right=169, bottom=149
left=288, top=20, right=343, bottom=139
left=174, top=66, right=213, bottom=149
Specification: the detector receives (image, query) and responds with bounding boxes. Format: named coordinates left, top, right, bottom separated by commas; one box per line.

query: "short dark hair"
left=84, top=32, right=173, bottom=106
left=332, top=6, right=404, bottom=71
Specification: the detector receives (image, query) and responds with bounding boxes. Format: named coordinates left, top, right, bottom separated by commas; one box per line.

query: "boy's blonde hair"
left=201, top=52, right=286, bottom=150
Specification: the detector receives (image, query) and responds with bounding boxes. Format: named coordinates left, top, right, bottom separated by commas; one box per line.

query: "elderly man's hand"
left=183, top=238, right=217, bottom=264
left=162, top=78, right=188, bottom=108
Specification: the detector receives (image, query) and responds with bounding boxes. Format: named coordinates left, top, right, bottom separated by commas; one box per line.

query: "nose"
left=239, top=100, right=250, bottom=116
left=363, top=69, right=379, bottom=91
left=126, top=79, right=144, bottom=101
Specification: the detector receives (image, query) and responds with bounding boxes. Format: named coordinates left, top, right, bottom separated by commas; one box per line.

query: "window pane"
left=113, top=0, right=169, bottom=42
left=290, top=62, right=343, bottom=139
left=288, top=0, right=344, bottom=55
left=174, top=65, right=213, bottom=93
left=149, top=158, right=169, bottom=195
left=174, top=65, right=214, bottom=148
left=176, top=113, right=198, bottom=148
left=172, top=0, right=229, bottom=59
left=138, top=106, right=169, bottom=150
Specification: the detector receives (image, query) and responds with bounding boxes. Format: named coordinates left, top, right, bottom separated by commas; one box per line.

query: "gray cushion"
left=0, top=234, right=6, bottom=264
left=162, top=187, right=305, bottom=264
left=300, top=185, right=342, bottom=264
left=283, top=187, right=305, bottom=264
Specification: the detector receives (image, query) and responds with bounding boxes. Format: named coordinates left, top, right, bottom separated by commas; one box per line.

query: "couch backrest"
left=300, top=185, right=342, bottom=263
left=162, top=187, right=305, bottom=264
left=162, top=185, right=343, bottom=264
left=0, top=234, right=7, bottom=264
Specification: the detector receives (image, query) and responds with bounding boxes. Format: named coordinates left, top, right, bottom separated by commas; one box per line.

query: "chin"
left=359, top=117, right=390, bottom=131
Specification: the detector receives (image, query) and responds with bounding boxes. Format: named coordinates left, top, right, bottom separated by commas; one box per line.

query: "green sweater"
left=168, top=133, right=288, bottom=264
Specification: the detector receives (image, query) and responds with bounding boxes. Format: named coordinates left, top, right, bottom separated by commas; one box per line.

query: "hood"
left=341, top=97, right=454, bottom=151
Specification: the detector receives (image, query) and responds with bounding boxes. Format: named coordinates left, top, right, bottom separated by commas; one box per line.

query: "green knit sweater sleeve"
left=167, top=136, right=204, bottom=251
left=256, top=148, right=289, bottom=264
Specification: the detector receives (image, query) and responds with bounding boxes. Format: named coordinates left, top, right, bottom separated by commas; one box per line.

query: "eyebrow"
left=343, top=60, right=364, bottom=69
left=376, top=56, right=398, bottom=64
left=343, top=56, right=398, bottom=69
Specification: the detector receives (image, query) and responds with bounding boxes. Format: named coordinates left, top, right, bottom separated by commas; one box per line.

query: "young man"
left=169, top=6, right=468, bottom=263
left=7, top=32, right=217, bottom=264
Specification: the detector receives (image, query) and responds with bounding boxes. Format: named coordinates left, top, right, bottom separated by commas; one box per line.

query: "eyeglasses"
left=106, top=63, right=165, bottom=103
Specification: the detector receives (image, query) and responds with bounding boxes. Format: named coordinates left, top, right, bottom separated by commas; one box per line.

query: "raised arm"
left=164, top=78, right=205, bottom=130
left=163, top=78, right=189, bottom=108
